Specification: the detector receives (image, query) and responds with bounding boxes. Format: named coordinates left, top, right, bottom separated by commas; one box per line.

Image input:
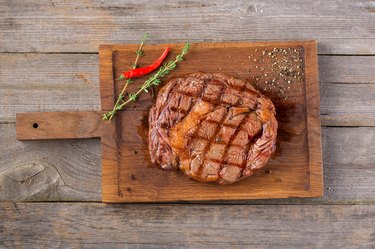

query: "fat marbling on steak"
left=148, top=73, right=278, bottom=184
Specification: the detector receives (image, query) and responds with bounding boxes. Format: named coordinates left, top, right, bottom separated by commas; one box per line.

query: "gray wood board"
left=1, top=0, right=375, bottom=54
left=0, top=124, right=101, bottom=201
left=1, top=125, right=374, bottom=202
left=0, top=203, right=374, bottom=248
left=1, top=54, right=374, bottom=126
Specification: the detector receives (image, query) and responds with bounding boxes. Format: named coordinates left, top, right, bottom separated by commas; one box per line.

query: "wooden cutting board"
left=16, top=41, right=323, bottom=203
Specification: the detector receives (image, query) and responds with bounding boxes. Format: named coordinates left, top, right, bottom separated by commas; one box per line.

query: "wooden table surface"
left=1, top=1, right=374, bottom=248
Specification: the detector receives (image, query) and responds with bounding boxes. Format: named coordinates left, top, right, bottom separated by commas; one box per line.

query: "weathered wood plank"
left=0, top=53, right=100, bottom=120
left=320, top=83, right=375, bottom=126
left=1, top=124, right=374, bottom=202
left=1, top=54, right=375, bottom=126
left=322, top=127, right=375, bottom=200
left=319, top=56, right=375, bottom=84
left=0, top=203, right=374, bottom=248
left=319, top=55, right=375, bottom=126
left=1, top=0, right=375, bottom=54
left=0, top=124, right=101, bottom=201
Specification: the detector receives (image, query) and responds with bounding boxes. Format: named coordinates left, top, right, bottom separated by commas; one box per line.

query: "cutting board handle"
left=16, top=111, right=106, bottom=140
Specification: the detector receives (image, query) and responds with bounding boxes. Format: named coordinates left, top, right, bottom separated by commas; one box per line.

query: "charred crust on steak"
left=148, top=73, right=278, bottom=184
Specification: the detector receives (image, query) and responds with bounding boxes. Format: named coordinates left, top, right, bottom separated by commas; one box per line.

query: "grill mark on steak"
left=196, top=108, right=231, bottom=178
left=194, top=77, right=211, bottom=109
left=204, top=119, right=238, bottom=129
left=169, top=77, right=245, bottom=114
left=216, top=80, right=228, bottom=105
left=149, top=73, right=278, bottom=184
left=192, top=133, right=259, bottom=153
left=178, top=77, right=211, bottom=127
left=180, top=77, right=212, bottom=135
left=169, top=106, right=188, bottom=116
left=220, top=112, right=251, bottom=171
left=192, top=80, right=229, bottom=178
left=175, top=91, right=195, bottom=97
left=158, top=77, right=209, bottom=129
left=206, top=158, right=243, bottom=168
left=156, top=79, right=179, bottom=116
left=156, top=84, right=181, bottom=129
left=173, top=81, right=259, bottom=99
left=240, top=127, right=263, bottom=177
left=175, top=77, right=213, bottom=161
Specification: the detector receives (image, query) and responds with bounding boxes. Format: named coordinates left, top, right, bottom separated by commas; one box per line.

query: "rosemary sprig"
left=103, top=33, right=149, bottom=121
left=114, top=43, right=190, bottom=112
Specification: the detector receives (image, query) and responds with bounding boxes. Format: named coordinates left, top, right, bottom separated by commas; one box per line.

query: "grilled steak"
left=149, top=73, right=278, bottom=184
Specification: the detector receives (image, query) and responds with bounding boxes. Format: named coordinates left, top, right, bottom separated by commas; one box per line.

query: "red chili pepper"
left=118, top=47, right=170, bottom=80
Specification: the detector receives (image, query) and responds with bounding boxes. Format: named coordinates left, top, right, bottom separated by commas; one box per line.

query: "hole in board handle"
left=33, top=123, right=38, bottom=129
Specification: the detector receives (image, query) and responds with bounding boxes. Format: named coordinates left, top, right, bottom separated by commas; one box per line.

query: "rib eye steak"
left=149, top=73, right=278, bottom=184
